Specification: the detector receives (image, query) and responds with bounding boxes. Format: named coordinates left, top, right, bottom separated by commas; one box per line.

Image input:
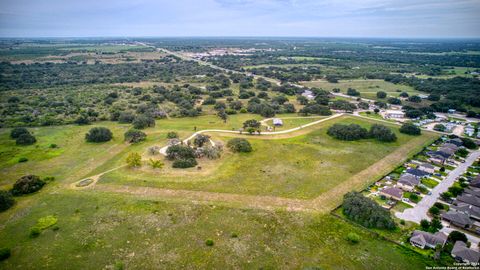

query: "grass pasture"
left=301, top=79, right=424, bottom=101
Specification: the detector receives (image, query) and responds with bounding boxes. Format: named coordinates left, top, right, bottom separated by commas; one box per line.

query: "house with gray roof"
left=464, top=187, right=480, bottom=198
left=406, top=168, right=430, bottom=178
left=441, top=210, right=473, bottom=228
left=410, top=230, right=447, bottom=249
left=448, top=138, right=463, bottom=147
left=452, top=241, right=480, bottom=264
left=379, top=187, right=403, bottom=201
left=418, top=163, right=435, bottom=174
left=452, top=203, right=480, bottom=221
left=457, top=194, right=480, bottom=208
left=397, top=174, right=420, bottom=191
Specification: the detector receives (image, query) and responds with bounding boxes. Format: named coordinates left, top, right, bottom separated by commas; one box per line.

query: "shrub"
left=448, top=231, right=468, bottom=243
left=429, top=206, right=440, bottom=216
left=10, top=127, right=29, bottom=139
left=461, top=137, right=477, bottom=149
left=149, top=159, right=164, bottom=169
left=29, top=227, right=41, bottom=238
left=205, top=239, right=214, bottom=246
left=49, top=143, right=58, bottom=148
left=172, top=158, right=197, bottom=168
left=124, top=129, right=147, bottom=143
left=227, top=138, right=252, bottom=153
left=369, top=124, right=397, bottom=142
left=243, top=119, right=261, bottom=129
left=342, top=192, right=396, bottom=229
left=346, top=232, right=360, bottom=244
left=126, top=152, right=142, bottom=167
left=376, top=91, right=387, bottom=99
left=166, top=145, right=195, bottom=160
left=11, top=175, right=45, bottom=196
left=399, top=123, right=421, bottom=135
left=18, top=157, right=28, bottom=163
left=433, top=124, right=446, bottom=132
left=16, top=133, right=36, bottom=145
left=85, top=127, right=113, bottom=142
left=166, top=132, right=178, bottom=139
left=148, top=146, right=161, bottom=155
left=194, top=134, right=211, bottom=147
left=327, top=124, right=368, bottom=141
left=0, top=190, right=15, bottom=212
left=133, top=114, right=155, bottom=129
left=202, top=145, right=222, bottom=159
left=118, top=112, right=135, bottom=123
left=347, top=88, right=360, bottom=96
left=0, top=247, right=11, bottom=261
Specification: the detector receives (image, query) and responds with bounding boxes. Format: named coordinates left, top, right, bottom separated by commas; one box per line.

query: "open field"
left=0, top=190, right=435, bottom=269
left=301, top=79, right=423, bottom=100
left=96, top=115, right=437, bottom=200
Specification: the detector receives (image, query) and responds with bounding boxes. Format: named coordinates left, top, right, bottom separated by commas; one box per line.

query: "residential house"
left=447, top=138, right=463, bottom=147
left=272, top=118, right=283, bottom=126
left=406, top=168, right=430, bottom=178
left=441, top=210, right=472, bottom=228
left=442, top=143, right=459, bottom=152
left=418, top=163, right=435, bottom=174
left=410, top=230, right=447, bottom=249
left=470, top=176, right=480, bottom=188
left=457, top=194, right=480, bottom=208
left=465, top=127, right=475, bottom=137
left=451, top=241, right=480, bottom=264
left=429, top=154, right=446, bottom=165
left=438, top=147, right=456, bottom=158
left=397, top=174, right=420, bottom=192
left=452, top=203, right=480, bottom=221
left=464, top=187, right=480, bottom=198
left=379, top=187, right=403, bottom=201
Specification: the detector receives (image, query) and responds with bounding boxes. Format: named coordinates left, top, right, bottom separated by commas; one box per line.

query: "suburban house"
left=441, top=211, right=472, bottom=228
left=457, top=194, right=480, bottom=208
left=385, top=110, right=405, bottom=119
left=443, top=143, right=459, bottom=152
left=448, top=138, right=463, bottom=147
left=397, top=174, right=420, bottom=191
left=272, top=118, right=283, bottom=127
left=438, top=146, right=456, bottom=157
left=406, top=168, right=430, bottom=178
left=470, top=176, right=480, bottom=188
left=429, top=154, right=446, bottom=165
left=452, top=203, right=480, bottom=221
left=451, top=241, right=480, bottom=263
left=464, top=187, right=480, bottom=198
left=379, top=187, right=403, bottom=201
left=418, top=163, right=435, bottom=174
left=410, top=230, right=447, bottom=249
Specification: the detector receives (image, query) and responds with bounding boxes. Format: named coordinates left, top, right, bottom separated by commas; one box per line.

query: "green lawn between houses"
left=0, top=113, right=439, bottom=269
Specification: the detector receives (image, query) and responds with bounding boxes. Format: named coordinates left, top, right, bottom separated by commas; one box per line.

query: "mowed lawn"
left=0, top=190, right=436, bottom=270
left=301, top=79, right=423, bottom=101
left=99, top=116, right=437, bottom=199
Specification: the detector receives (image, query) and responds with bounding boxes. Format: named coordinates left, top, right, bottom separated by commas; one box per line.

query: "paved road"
left=396, top=150, right=480, bottom=223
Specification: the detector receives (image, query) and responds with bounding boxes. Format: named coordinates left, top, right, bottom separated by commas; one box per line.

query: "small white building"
left=272, top=118, right=283, bottom=126
left=301, top=90, right=315, bottom=100
left=385, top=110, right=405, bottom=119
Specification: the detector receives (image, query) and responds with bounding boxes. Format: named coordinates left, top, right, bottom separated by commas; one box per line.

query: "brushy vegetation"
left=11, top=175, right=46, bottom=196
left=85, top=127, right=113, bottom=142
left=342, top=192, right=396, bottom=229
left=227, top=138, right=253, bottom=153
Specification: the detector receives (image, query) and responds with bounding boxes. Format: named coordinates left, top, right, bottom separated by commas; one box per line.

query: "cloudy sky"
left=0, top=0, right=479, bottom=38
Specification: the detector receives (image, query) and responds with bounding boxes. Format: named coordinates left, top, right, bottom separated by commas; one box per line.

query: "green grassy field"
left=98, top=115, right=437, bottom=199
left=0, top=190, right=436, bottom=269
left=0, top=114, right=439, bottom=269
left=301, top=79, right=423, bottom=101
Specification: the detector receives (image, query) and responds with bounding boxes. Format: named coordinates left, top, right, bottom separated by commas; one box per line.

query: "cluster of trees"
left=10, top=127, right=36, bottom=145
left=343, top=192, right=396, bottom=229
left=385, top=75, right=480, bottom=110
left=166, top=144, right=198, bottom=168
left=1, top=174, right=54, bottom=212
left=85, top=127, right=113, bottom=143
left=227, top=138, right=252, bottom=153
left=0, top=58, right=218, bottom=90
left=399, top=123, right=421, bottom=135
left=327, top=123, right=397, bottom=142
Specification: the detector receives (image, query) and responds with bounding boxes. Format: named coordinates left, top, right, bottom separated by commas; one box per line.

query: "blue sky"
left=0, top=0, right=479, bottom=38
